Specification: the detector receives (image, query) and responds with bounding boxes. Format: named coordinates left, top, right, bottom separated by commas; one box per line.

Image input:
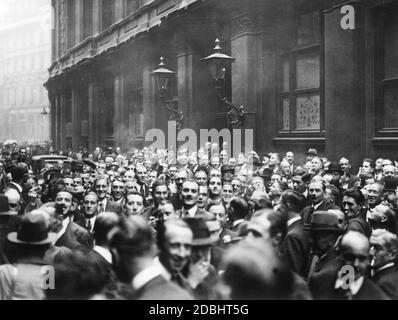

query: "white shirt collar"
left=232, top=219, right=244, bottom=228
left=132, top=264, right=163, bottom=291
left=287, top=216, right=301, bottom=228
left=93, top=246, right=112, bottom=264
left=10, top=181, right=22, bottom=193
left=85, top=216, right=96, bottom=232
left=313, top=200, right=324, bottom=211
left=183, top=205, right=197, bottom=218
left=374, top=262, right=395, bottom=274
left=335, top=276, right=364, bottom=296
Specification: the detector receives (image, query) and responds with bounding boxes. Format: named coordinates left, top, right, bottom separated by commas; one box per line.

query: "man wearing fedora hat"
left=182, top=216, right=219, bottom=299
left=0, top=213, right=56, bottom=300
left=305, top=148, right=318, bottom=162
left=306, top=211, right=345, bottom=284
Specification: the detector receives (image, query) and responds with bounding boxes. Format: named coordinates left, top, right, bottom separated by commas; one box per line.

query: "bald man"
left=309, top=231, right=389, bottom=300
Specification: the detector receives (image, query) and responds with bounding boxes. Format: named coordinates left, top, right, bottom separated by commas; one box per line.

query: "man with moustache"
left=301, top=181, right=335, bottom=227
left=177, top=180, right=213, bottom=220
left=369, top=229, right=398, bottom=299
left=123, top=192, right=146, bottom=217
left=170, top=169, right=188, bottom=211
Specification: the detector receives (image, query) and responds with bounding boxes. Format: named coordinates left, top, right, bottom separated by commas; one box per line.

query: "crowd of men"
left=0, top=142, right=398, bottom=300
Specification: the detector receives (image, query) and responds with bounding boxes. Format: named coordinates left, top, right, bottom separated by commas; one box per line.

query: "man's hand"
left=186, top=257, right=210, bottom=290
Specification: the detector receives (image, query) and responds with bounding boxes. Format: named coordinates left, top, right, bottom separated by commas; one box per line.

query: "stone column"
left=92, top=0, right=101, bottom=36
left=75, top=0, right=83, bottom=43
left=324, top=1, right=367, bottom=168
left=88, top=82, right=100, bottom=151
left=230, top=11, right=260, bottom=152
left=142, top=66, right=156, bottom=139
left=114, top=74, right=127, bottom=148
left=71, top=86, right=81, bottom=150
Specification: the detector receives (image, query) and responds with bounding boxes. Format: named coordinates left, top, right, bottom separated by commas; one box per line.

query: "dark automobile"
left=31, top=155, right=73, bottom=176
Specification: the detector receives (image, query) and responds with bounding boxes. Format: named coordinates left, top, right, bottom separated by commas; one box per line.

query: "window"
left=125, top=0, right=139, bottom=16
left=278, top=9, right=323, bottom=134
left=101, top=0, right=114, bottom=31
left=376, top=6, right=398, bottom=132
left=83, top=0, right=93, bottom=40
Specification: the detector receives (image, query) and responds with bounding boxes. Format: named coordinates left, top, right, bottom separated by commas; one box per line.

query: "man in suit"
left=370, top=229, right=398, bottom=299
left=142, top=180, right=169, bottom=221
left=110, top=216, right=193, bottom=300
left=54, top=191, right=91, bottom=249
left=226, top=196, right=249, bottom=235
left=279, top=190, right=310, bottom=278
left=176, top=179, right=214, bottom=220
left=75, top=192, right=99, bottom=236
left=342, top=188, right=372, bottom=238
left=309, top=231, right=389, bottom=300
left=135, top=165, right=150, bottom=198
left=306, top=211, right=345, bottom=283
left=301, top=180, right=335, bottom=227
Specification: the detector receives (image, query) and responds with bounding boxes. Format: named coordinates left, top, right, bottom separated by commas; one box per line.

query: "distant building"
left=0, top=0, right=51, bottom=143
left=46, top=0, right=398, bottom=167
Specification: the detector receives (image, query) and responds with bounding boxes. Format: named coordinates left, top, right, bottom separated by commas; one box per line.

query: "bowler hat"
left=183, top=217, right=218, bottom=246
left=83, top=159, right=96, bottom=170
left=221, top=164, right=234, bottom=174
left=304, top=211, right=344, bottom=233
left=7, top=213, right=56, bottom=245
left=305, top=148, right=318, bottom=157
left=325, top=162, right=344, bottom=175
left=384, top=177, right=398, bottom=192
left=71, top=160, right=83, bottom=173
left=0, top=194, right=16, bottom=216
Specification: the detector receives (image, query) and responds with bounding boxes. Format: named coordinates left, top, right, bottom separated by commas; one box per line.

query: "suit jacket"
left=134, top=275, right=193, bottom=300
left=372, top=264, right=398, bottom=300
left=280, top=218, right=311, bottom=278
left=347, top=212, right=372, bottom=238
left=55, top=221, right=91, bottom=249
left=177, top=207, right=214, bottom=220
left=309, top=257, right=389, bottom=300
left=170, top=193, right=183, bottom=211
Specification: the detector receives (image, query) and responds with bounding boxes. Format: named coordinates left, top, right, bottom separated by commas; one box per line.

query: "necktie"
left=86, top=219, right=92, bottom=232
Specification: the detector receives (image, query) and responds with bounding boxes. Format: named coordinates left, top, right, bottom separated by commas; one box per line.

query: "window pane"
left=296, top=52, right=320, bottom=89
left=297, top=11, right=320, bottom=47
left=282, top=98, right=290, bottom=130
left=283, top=60, right=289, bottom=92
left=384, top=11, right=398, bottom=79
left=296, top=94, right=320, bottom=130
left=383, top=85, right=398, bottom=128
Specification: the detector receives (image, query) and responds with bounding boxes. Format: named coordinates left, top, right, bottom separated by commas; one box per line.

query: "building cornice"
left=47, top=0, right=205, bottom=85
